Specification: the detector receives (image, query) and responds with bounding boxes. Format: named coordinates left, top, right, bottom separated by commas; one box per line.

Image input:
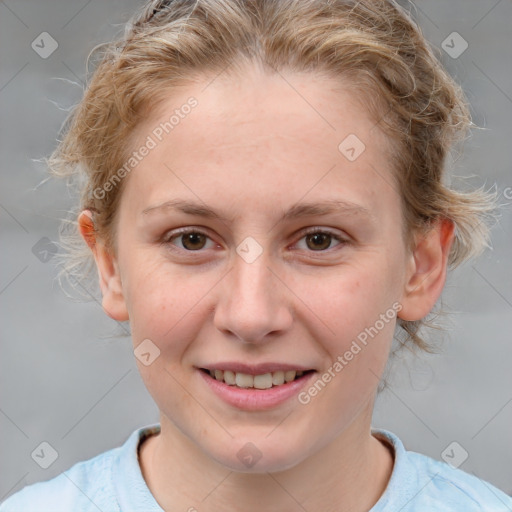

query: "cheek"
left=122, top=251, right=211, bottom=346
left=290, top=259, right=401, bottom=408
left=294, top=268, right=398, bottom=419
left=124, top=256, right=211, bottom=411
left=300, top=261, right=400, bottom=345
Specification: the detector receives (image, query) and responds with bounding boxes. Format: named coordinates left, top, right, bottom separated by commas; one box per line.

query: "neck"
left=139, top=406, right=394, bottom=512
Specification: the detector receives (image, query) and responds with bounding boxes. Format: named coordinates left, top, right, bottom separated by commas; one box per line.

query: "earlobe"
left=78, top=210, right=129, bottom=322
left=398, top=219, right=455, bottom=322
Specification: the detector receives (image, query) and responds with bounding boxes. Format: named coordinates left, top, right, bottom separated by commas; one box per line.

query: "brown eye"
left=181, top=232, right=207, bottom=250
left=295, top=229, right=346, bottom=252
left=306, top=232, right=333, bottom=251
left=166, top=229, right=214, bottom=251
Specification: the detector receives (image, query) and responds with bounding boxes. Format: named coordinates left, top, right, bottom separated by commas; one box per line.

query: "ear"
left=78, top=210, right=129, bottom=322
left=398, top=218, right=455, bottom=322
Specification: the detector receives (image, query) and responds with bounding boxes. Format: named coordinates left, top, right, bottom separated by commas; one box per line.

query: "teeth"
left=235, top=373, right=253, bottom=388
left=272, top=370, right=285, bottom=386
left=284, top=370, right=296, bottom=382
left=223, top=370, right=236, bottom=385
left=206, top=369, right=308, bottom=388
left=253, top=373, right=273, bottom=389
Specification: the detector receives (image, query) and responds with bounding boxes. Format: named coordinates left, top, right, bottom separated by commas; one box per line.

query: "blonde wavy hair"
left=50, top=0, right=496, bottom=351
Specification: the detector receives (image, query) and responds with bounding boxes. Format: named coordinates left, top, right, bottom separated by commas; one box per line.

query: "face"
left=92, top=64, right=434, bottom=473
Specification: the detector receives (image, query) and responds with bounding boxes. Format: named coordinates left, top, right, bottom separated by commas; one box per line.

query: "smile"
left=200, top=368, right=314, bottom=389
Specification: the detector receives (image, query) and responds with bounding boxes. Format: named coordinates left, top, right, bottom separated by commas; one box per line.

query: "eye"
left=162, top=227, right=348, bottom=254
left=164, top=228, right=216, bottom=251
left=294, top=228, right=348, bottom=252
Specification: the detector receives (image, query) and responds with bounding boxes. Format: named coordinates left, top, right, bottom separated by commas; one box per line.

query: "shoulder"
left=406, top=450, right=512, bottom=511
left=0, top=424, right=162, bottom=512
left=0, top=445, right=120, bottom=512
left=372, top=429, right=512, bottom=511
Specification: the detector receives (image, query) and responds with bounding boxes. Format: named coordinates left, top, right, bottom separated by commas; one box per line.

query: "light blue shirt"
left=2, top=423, right=511, bottom=511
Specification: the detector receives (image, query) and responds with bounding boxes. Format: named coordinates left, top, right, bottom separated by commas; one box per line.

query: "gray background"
left=1, top=0, right=511, bottom=503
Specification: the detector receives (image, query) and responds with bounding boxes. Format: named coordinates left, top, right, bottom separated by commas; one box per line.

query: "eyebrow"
left=141, top=198, right=372, bottom=223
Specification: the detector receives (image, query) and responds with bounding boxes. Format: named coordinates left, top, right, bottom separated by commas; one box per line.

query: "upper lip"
left=198, top=362, right=315, bottom=375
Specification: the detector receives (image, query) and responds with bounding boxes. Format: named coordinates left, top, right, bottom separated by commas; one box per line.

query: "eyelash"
left=162, top=227, right=349, bottom=254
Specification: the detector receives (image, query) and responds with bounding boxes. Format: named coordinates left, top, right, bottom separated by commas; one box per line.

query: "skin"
left=79, top=63, right=454, bottom=512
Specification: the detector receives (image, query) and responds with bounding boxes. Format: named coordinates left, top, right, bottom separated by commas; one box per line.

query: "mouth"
left=199, top=368, right=316, bottom=390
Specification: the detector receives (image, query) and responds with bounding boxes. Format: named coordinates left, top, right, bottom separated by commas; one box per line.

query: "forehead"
left=123, top=64, right=399, bottom=218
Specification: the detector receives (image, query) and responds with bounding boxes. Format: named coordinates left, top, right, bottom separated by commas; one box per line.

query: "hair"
left=50, top=0, right=497, bottom=351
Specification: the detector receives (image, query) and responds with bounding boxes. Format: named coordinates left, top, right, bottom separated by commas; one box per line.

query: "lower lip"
left=197, top=369, right=317, bottom=411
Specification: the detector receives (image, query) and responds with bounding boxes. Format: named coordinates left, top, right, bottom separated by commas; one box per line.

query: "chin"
left=205, top=436, right=309, bottom=474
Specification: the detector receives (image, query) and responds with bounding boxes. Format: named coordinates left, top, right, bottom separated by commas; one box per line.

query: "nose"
left=213, top=249, right=293, bottom=344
